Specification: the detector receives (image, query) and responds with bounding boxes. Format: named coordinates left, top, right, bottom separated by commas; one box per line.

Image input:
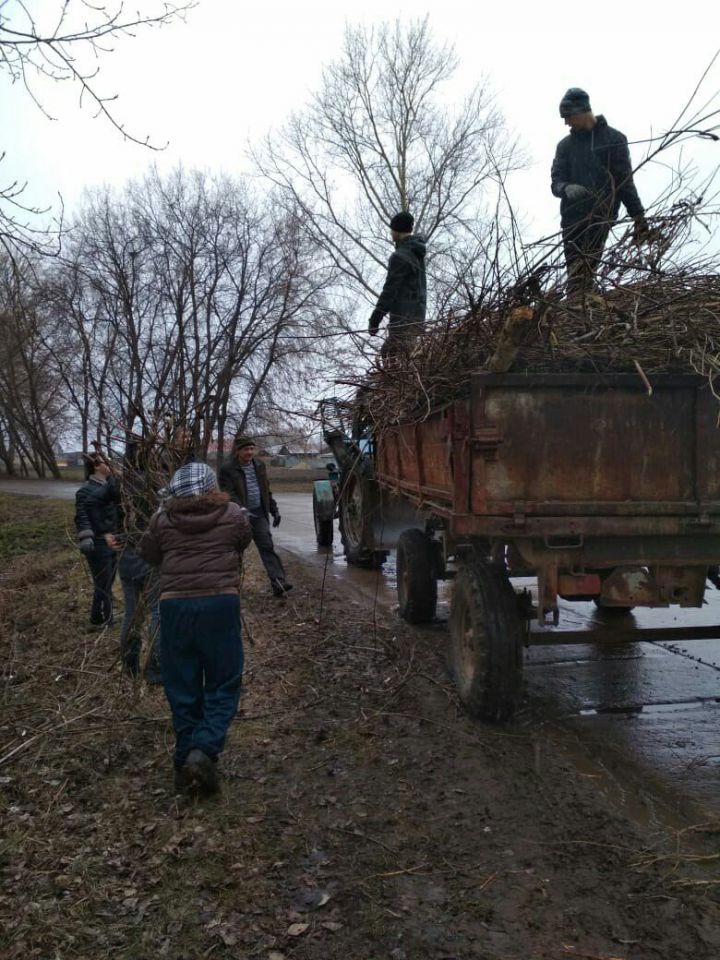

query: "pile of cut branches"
left=345, top=200, right=720, bottom=430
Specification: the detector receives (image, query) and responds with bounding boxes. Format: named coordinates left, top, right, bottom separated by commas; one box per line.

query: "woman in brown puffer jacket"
left=139, top=462, right=251, bottom=795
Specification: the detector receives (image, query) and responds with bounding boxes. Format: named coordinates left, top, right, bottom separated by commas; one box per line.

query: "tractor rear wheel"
left=338, top=467, right=386, bottom=568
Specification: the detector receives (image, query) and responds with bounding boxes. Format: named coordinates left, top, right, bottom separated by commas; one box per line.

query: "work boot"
left=122, top=659, right=139, bottom=680
left=174, top=765, right=192, bottom=794
left=144, top=659, right=163, bottom=686
left=185, top=749, right=220, bottom=795
left=271, top=578, right=293, bottom=597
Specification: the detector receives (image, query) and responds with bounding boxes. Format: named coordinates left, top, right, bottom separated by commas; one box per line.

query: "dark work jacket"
left=551, top=116, right=644, bottom=228
left=218, top=457, right=278, bottom=519
left=74, top=476, right=123, bottom=541
left=369, top=234, right=427, bottom=336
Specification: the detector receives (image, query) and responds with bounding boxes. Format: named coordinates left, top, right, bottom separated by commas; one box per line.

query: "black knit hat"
left=559, top=87, right=591, bottom=118
left=389, top=211, right=414, bottom=233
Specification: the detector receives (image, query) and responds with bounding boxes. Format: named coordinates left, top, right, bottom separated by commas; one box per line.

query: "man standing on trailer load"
left=368, top=211, right=427, bottom=359
left=551, top=87, right=649, bottom=299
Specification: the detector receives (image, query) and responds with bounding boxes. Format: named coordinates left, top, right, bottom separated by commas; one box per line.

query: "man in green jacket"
left=218, top=437, right=292, bottom=597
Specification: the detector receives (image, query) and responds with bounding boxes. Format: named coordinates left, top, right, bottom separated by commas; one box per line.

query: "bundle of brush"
left=97, top=419, right=200, bottom=546
left=349, top=197, right=720, bottom=430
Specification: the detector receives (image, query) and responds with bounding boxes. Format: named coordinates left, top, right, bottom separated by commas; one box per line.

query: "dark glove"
left=272, top=513, right=281, bottom=528
left=79, top=537, right=95, bottom=555
left=564, top=183, right=592, bottom=201
left=368, top=309, right=383, bottom=335
left=632, top=215, right=650, bottom=244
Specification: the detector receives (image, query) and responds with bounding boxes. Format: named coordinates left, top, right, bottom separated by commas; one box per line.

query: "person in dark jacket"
left=218, top=436, right=292, bottom=597
left=74, top=452, right=122, bottom=626
left=368, top=211, right=427, bottom=359
left=551, top=88, right=649, bottom=298
left=139, top=462, right=252, bottom=794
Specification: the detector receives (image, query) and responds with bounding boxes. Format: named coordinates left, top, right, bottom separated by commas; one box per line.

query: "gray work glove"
left=564, top=183, right=592, bottom=201
left=632, top=215, right=650, bottom=244
left=79, top=537, right=95, bottom=555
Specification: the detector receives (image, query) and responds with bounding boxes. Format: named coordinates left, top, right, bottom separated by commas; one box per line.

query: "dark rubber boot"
left=185, top=749, right=220, bottom=795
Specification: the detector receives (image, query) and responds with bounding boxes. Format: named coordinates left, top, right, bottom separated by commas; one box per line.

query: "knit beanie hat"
left=389, top=211, right=414, bottom=233
left=233, top=435, right=256, bottom=450
left=165, top=462, right=218, bottom=499
left=559, top=88, right=591, bottom=118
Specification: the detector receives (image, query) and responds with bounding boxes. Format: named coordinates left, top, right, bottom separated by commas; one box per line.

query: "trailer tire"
left=338, top=467, right=386, bottom=569
left=397, top=529, right=437, bottom=623
left=593, top=599, right=635, bottom=615
left=449, top=558, right=524, bottom=721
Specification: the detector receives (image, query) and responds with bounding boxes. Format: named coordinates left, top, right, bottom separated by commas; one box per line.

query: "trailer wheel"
left=338, top=468, right=386, bottom=568
left=312, top=494, right=334, bottom=547
left=449, top=558, right=524, bottom=721
left=593, top=599, right=634, bottom=615
left=397, top=529, right=437, bottom=623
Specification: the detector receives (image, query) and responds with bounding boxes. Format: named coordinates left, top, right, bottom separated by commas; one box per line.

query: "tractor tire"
left=313, top=493, right=334, bottom=547
left=397, top=529, right=437, bottom=624
left=338, top=466, right=386, bottom=568
left=449, top=557, right=524, bottom=721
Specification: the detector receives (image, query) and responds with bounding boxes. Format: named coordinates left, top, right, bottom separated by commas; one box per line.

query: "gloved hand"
left=564, top=183, right=592, bottom=201
left=272, top=513, right=281, bottom=528
left=632, top=215, right=650, bottom=244
left=79, top=537, right=95, bottom=555
left=368, top=308, right=383, bottom=335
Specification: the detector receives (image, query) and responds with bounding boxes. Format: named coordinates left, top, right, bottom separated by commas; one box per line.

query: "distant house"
left=266, top=444, right=330, bottom=468
left=62, top=450, right=87, bottom=468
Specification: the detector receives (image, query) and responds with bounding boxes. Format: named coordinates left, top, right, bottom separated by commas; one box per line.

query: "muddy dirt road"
left=4, top=479, right=720, bottom=824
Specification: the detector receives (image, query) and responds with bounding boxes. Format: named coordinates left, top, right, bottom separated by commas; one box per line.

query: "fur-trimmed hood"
left=165, top=490, right=229, bottom=515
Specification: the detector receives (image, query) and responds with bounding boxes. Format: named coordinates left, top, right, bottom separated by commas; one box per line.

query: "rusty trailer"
left=323, top=373, right=720, bottom=720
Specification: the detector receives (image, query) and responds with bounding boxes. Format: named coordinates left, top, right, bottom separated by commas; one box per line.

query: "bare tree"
left=0, top=0, right=193, bottom=258
left=0, top=257, right=66, bottom=477
left=44, top=167, right=332, bottom=462
left=255, top=17, right=520, bottom=324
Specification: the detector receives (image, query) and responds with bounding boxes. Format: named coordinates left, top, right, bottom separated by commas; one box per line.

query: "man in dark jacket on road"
left=139, top=462, right=252, bottom=794
left=551, top=88, right=649, bottom=298
left=218, top=436, right=292, bottom=597
left=74, top=452, right=122, bottom=626
left=368, top=211, right=427, bottom=358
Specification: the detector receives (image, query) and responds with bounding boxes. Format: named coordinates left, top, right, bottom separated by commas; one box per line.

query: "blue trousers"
left=85, top=542, right=118, bottom=623
left=119, top=550, right=160, bottom=676
left=160, top=595, right=243, bottom=770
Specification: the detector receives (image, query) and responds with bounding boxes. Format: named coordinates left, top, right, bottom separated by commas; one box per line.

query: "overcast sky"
left=6, top=0, right=720, bottom=249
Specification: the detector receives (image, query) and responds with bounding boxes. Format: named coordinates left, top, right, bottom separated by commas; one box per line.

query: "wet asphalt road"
left=4, top=479, right=720, bottom=823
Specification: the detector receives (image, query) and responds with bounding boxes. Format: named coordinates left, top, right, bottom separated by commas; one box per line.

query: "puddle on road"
left=551, top=735, right=685, bottom=833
